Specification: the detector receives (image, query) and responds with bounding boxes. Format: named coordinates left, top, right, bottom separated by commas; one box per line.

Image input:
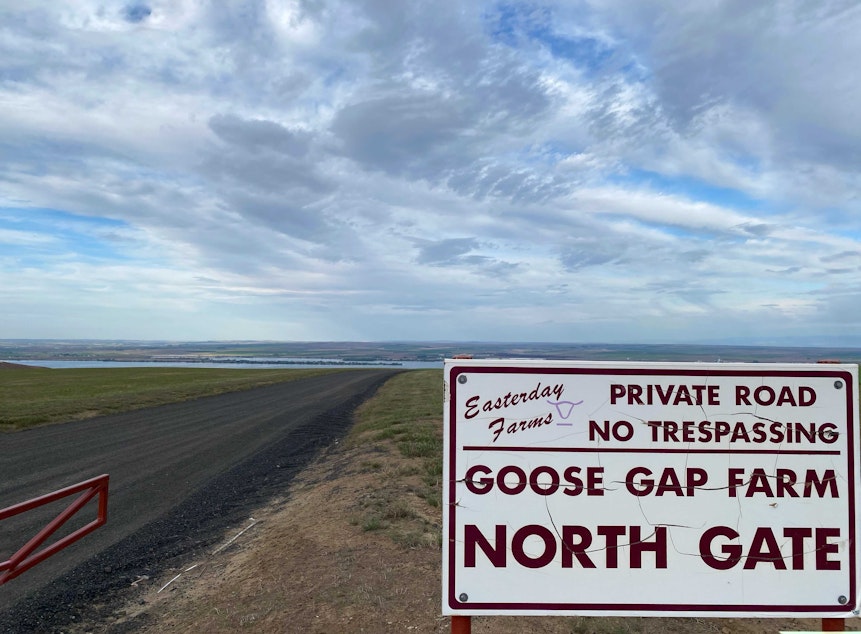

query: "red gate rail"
left=0, top=474, right=109, bottom=585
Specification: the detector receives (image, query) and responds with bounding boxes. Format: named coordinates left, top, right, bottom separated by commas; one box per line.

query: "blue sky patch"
left=124, top=4, right=152, bottom=24
left=487, top=2, right=613, bottom=73
left=0, top=208, right=134, bottom=264
left=614, top=169, right=767, bottom=213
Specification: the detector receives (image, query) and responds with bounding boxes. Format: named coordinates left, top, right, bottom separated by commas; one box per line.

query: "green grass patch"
left=361, top=516, right=387, bottom=532
left=350, top=370, right=443, bottom=544
left=399, top=436, right=438, bottom=459
left=373, top=426, right=407, bottom=441
left=381, top=500, right=417, bottom=521
left=0, top=367, right=343, bottom=431
left=350, top=370, right=441, bottom=437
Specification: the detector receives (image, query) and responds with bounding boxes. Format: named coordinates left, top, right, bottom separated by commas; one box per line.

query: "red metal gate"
left=0, top=474, right=109, bottom=585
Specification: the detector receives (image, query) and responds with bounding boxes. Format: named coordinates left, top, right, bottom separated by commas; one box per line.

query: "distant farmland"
left=1, top=339, right=860, bottom=365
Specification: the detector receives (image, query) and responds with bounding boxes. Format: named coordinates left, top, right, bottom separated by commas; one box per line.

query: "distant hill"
left=0, top=361, right=45, bottom=370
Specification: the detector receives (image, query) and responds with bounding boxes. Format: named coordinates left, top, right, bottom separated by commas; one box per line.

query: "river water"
left=5, top=358, right=443, bottom=370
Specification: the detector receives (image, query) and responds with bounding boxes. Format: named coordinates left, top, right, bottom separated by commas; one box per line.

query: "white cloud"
left=0, top=228, right=57, bottom=245
left=0, top=0, right=858, bottom=343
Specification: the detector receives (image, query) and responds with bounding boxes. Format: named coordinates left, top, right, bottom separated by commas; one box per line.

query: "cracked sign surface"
left=442, top=360, right=861, bottom=617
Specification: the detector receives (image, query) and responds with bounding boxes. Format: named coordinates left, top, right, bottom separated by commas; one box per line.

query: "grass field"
left=349, top=369, right=443, bottom=534
left=0, top=367, right=343, bottom=431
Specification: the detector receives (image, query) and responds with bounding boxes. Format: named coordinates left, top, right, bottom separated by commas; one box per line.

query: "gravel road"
left=0, top=369, right=397, bottom=633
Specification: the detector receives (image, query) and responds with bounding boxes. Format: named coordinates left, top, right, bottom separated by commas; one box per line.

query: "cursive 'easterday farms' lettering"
left=464, top=382, right=564, bottom=420
left=488, top=412, right=553, bottom=442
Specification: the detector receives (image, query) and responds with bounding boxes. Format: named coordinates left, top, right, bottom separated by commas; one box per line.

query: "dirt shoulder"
left=113, top=428, right=444, bottom=633
left=96, top=371, right=857, bottom=634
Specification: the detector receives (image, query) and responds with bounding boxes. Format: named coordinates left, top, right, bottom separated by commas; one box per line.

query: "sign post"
left=443, top=360, right=860, bottom=621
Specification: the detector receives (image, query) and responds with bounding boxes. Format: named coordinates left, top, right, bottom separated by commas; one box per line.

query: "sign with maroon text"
left=442, top=360, right=860, bottom=617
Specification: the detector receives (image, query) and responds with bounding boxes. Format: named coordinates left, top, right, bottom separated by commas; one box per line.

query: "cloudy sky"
left=2, top=1, right=860, bottom=345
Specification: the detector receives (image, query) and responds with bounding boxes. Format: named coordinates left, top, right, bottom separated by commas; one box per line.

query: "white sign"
left=442, top=360, right=861, bottom=618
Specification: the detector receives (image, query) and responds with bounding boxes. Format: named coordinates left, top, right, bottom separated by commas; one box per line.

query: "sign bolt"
left=459, top=593, right=469, bottom=602
left=838, top=595, right=848, bottom=604
left=835, top=380, right=843, bottom=389
left=458, top=375, right=467, bottom=384
left=821, top=429, right=837, bottom=441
